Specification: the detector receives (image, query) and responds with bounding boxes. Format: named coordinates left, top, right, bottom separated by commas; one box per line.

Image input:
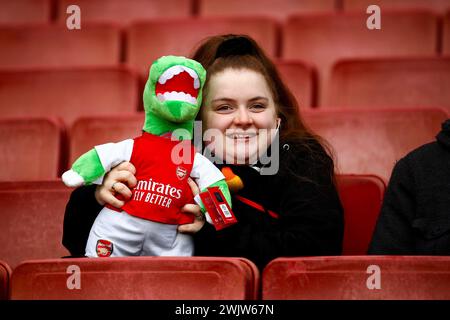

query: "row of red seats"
left=0, top=57, right=449, bottom=111
left=1, top=11, right=449, bottom=105
left=0, top=108, right=446, bottom=182
left=2, top=0, right=450, bottom=25
left=0, top=175, right=383, bottom=269
left=2, top=255, right=450, bottom=299
left=0, top=11, right=449, bottom=69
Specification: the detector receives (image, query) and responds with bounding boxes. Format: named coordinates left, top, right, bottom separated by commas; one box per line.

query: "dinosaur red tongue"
left=155, top=71, right=199, bottom=98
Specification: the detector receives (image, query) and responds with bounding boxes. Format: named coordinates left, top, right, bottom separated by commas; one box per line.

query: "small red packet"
left=198, top=186, right=237, bottom=231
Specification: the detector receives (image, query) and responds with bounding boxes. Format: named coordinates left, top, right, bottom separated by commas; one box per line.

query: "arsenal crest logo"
left=96, top=239, right=113, bottom=257
left=176, top=166, right=187, bottom=180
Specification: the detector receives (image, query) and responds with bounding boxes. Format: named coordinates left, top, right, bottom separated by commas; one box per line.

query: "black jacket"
left=63, top=139, right=344, bottom=270
left=369, top=119, right=450, bottom=255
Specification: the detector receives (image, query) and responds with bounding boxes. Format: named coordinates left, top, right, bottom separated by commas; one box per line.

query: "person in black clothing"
left=369, top=119, right=450, bottom=255
left=63, top=35, right=344, bottom=270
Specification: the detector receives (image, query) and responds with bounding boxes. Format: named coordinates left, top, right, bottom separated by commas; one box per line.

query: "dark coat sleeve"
left=62, top=185, right=103, bottom=256
left=194, top=148, right=344, bottom=270
left=368, top=158, right=416, bottom=254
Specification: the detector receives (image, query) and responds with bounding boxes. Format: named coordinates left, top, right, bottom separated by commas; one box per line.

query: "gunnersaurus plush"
left=62, top=56, right=232, bottom=257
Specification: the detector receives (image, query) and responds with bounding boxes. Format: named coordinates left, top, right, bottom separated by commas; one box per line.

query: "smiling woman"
left=62, top=35, right=345, bottom=270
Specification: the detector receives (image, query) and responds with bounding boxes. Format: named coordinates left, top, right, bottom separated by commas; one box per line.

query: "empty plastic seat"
left=327, top=57, right=450, bottom=111
left=10, top=257, right=259, bottom=299
left=126, top=17, right=278, bottom=75
left=69, top=113, right=144, bottom=164
left=344, top=0, right=450, bottom=14
left=276, top=59, right=315, bottom=108
left=283, top=11, right=438, bottom=106
left=302, top=108, right=448, bottom=182
left=0, top=24, right=121, bottom=68
left=0, top=181, right=71, bottom=269
left=0, top=0, right=51, bottom=24
left=0, top=260, right=11, bottom=300
left=0, top=118, right=63, bottom=181
left=336, top=175, right=385, bottom=255
left=444, top=10, right=450, bottom=54
left=199, top=0, right=336, bottom=21
left=57, top=0, right=192, bottom=25
left=0, top=67, right=140, bottom=127
left=262, top=256, right=450, bottom=299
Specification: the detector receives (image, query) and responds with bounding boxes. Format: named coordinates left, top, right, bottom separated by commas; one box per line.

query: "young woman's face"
left=201, top=68, right=279, bottom=164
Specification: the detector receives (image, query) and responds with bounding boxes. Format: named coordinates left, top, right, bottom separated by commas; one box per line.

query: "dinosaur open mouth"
left=155, top=65, right=200, bottom=105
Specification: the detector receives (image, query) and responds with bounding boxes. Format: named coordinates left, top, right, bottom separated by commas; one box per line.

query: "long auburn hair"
left=190, top=34, right=335, bottom=181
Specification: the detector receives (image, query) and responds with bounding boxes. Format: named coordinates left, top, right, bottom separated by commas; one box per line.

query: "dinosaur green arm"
left=72, top=149, right=105, bottom=185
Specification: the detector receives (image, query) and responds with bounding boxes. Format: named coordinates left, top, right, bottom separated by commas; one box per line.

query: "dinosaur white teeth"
left=158, top=65, right=200, bottom=88
left=157, top=91, right=197, bottom=104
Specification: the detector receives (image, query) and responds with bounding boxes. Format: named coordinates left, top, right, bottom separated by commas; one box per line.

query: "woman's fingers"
left=115, top=161, right=137, bottom=175
left=181, top=203, right=202, bottom=216
left=178, top=202, right=205, bottom=233
left=94, top=161, right=136, bottom=207
left=99, top=189, right=125, bottom=208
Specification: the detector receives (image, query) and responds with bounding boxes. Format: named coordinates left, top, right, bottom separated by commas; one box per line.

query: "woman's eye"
left=216, top=105, right=233, bottom=112
left=250, top=103, right=266, bottom=110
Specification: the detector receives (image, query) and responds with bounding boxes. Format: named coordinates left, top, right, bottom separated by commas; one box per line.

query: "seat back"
left=343, top=0, right=450, bottom=14
left=0, top=261, right=12, bottom=300
left=69, top=113, right=144, bottom=164
left=276, top=59, right=315, bottom=108
left=0, top=0, right=50, bottom=24
left=199, top=0, right=336, bottom=21
left=303, top=108, right=447, bottom=182
left=0, top=24, right=121, bottom=68
left=57, top=0, right=192, bottom=25
left=262, top=256, right=450, bottom=299
left=443, top=10, right=450, bottom=54
left=0, top=118, right=64, bottom=181
left=336, top=175, right=385, bottom=255
left=10, top=257, right=258, bottom=300
left=327, top=57, right=450, bottom=111
left=283, top=11, right=438, bottom=106
left=126, top=17, right=278, bottom=75
left=0, top=67, right=140, bottom=127
left=0, top=181, right=70, bottom=269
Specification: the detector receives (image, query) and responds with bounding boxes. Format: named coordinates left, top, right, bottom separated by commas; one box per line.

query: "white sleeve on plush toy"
left=92, top=139, right=134, bottom=184
left=190, top=152, right=224, bottom=190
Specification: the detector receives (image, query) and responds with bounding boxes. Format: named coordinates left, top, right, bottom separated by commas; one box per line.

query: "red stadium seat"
left=0, top=260, right=12, bottom=300
left=303, top=108, right=448, bottom=182
left=327, top=57, right=450, bottom=111
left=57, top=0, right=192, bottom=25
left=0, top=67, right=140, bottom=127
left=198, top=0, right=336, bottom=21
left=0, top=118, right=64, bottom=181
left=343, top=0, right=450, bottom=14
left=0, top=24, right=121, bottom=68
left=10, top=257, right=259, bottom=300
left=69, top=113, right=144, bottom=164
left=0, top=181, right=71, bottom=269
left=0, top=0, right=51, bottom=25
left=262, top=256, right=450, bottom=299
left=126, top=17, right=279, bottom=75
left=283, top=11, right=439, bottom=106
left=444, top=11, right=450, bottom=54
left=276, top=59, right=315, bottom=108
left=336, top=175, right=385, bottom=255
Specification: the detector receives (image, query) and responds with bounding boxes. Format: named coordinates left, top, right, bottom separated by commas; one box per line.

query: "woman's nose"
left=233, top=107, right=253, bottom=126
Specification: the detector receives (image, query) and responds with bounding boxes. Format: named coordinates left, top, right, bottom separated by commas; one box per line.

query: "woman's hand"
left=94, top=162, right=137, bottom=208
left=178, top=178, right=206, bottom=234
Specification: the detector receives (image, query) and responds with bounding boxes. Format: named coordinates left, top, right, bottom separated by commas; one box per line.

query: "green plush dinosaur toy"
left=62, top=56, right=232, bottom=257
